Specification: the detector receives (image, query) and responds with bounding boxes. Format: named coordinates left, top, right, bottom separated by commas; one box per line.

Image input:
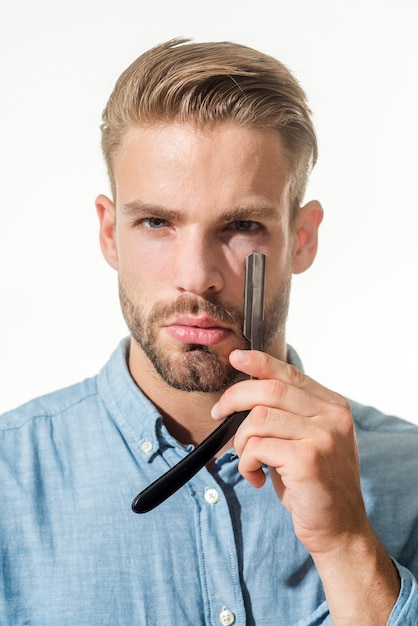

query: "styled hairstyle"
left=100, top=38, right=318, bottom=211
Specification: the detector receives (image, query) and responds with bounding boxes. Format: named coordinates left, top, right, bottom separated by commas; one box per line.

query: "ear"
left=95, top=194, right=119, bottom=270
left=292, top=200, right=323, bottom=274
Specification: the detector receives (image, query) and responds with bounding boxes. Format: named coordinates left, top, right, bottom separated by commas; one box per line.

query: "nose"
left=174, top=233, right=224, bottom=296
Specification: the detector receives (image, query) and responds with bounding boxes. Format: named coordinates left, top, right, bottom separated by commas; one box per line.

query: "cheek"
left=264, top=243, right=294, bottom=289
left=116, top=230, right=172, bottom=276
left=117, top=246, right=179, bottom=313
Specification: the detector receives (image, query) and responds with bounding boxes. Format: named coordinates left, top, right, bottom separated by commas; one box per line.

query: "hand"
left=212, top=349, right=401, bottom=622
left=211, top=348, right=367, bottom=558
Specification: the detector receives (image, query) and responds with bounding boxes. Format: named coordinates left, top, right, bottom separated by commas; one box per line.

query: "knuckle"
left=336, top=393, right=351, bottom=412
left=338, top=407, right=354, bottom=437
left=256, top=350, right=271, bottom=370
left=268, top=378, right=288, bottom=400
left=285, top=362, right=305, bottom=386
left=245, top=435, right=262, bottom=455
left=312, top=406, right=355, bottom=456
left=332, top=403, right=354, bottom=436
left=290, top=440, right=321, bottom=478
left=249, top=405, right=269, bottom=427
left=316, top=428, right=336, bottom=454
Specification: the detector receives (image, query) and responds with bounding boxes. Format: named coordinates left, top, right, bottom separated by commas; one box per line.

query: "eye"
left=232, top=220, right=260, bottom=232
left=130, top=216, right=171, bottom=233
left=145, top=217, right=168, bottom=229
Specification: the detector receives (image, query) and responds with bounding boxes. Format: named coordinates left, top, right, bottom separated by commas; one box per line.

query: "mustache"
left=149, top=295, right=244, bottom=327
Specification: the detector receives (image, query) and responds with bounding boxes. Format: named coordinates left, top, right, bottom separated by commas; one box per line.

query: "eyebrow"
left=121, top=202, right=180, bottom=222
left=121, top=201, right=280, bottom=223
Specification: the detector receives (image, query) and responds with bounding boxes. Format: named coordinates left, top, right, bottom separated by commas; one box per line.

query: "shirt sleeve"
left=388, top=560, right=418, bottom=624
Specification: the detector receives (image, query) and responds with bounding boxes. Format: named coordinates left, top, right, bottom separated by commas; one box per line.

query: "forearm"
left=313, top=526, right=400, bottom=625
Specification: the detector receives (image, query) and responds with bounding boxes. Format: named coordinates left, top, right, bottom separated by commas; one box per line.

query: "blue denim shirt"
left=1, top=338, right=417, bottom=625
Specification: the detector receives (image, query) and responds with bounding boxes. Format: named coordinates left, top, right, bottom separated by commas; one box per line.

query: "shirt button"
left=204, top=487, right=219, bottom=504
left=141, top=440, right=153, bottom=454
left=219, top=607, right=235, bottom=625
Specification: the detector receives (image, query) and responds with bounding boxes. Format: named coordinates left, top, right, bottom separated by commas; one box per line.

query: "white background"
left=1, top=0, right=417, bottom=425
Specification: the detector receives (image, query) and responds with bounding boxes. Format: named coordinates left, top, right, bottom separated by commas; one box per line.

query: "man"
left=1, top=38, right=417, bottom=625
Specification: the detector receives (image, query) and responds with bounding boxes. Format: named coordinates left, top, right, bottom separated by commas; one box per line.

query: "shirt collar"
left=287, top=344, right=304, bottom=371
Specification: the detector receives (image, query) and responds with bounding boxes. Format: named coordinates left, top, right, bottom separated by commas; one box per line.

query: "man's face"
left=104, top=122, right=298, bottom=392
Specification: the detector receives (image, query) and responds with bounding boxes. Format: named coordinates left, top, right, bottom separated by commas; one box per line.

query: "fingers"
left=211, top=349, right=350, bottom=421
left=234, top=435, right=268, bottom=488
left=233, top=402, right=357, bottom=483
left=230, top=349, right=348, bottom=407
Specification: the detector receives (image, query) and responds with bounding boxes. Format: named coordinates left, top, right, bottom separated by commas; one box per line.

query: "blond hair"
left=100, top=38, right=318, bottom=211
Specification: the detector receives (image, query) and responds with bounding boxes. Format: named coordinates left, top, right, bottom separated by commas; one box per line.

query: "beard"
left=119, top=274, right=291, bottom=393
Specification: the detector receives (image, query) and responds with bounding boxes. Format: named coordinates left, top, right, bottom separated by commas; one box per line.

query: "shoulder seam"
left=0, top=389, right=100, bottom=432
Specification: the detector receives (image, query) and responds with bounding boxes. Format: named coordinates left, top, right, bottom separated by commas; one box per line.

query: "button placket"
left=191, top=472, right=245, bottom=625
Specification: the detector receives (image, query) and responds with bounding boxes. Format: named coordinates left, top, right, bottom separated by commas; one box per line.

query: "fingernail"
left=211, top=402, right=222, bottom=419
left=231, top=349, right=249, bottom=363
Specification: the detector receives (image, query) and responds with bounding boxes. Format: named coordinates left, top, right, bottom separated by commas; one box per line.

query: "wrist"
left=312, top=527, right=400, bottom=625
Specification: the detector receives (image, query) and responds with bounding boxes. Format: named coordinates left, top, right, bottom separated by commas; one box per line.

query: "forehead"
left=113, top=122, right=292, bottom=213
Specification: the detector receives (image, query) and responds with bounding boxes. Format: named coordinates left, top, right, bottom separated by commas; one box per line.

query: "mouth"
left=162, top=315, right=234, bottom=346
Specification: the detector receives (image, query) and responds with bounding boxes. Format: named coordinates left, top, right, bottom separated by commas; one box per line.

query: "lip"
left=162, top=315, right=233, bottom=346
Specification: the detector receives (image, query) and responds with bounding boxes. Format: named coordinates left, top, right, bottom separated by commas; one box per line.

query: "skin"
left=96, top=121, right=400, bottom=624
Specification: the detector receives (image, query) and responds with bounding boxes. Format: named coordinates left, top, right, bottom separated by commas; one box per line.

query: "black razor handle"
left=131, top=409, right=249, bottom=513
